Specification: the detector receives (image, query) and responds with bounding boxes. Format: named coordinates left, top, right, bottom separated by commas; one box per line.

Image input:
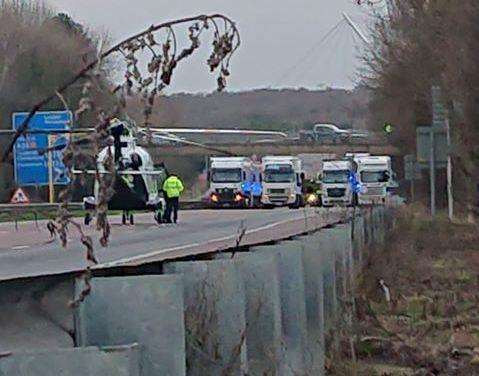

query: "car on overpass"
left=299, top=123, right=369, bottom=143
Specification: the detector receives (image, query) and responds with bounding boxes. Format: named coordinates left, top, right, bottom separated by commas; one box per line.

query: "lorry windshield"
left=264, top=164, right=294, bottom=183
left=323, top=170, right=349, bottom=184
left=360, top=170, right=389, bottom=183
left=211, top=168, right=242, bottom=183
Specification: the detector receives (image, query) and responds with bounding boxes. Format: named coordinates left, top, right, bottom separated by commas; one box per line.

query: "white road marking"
left=11, top=245, right=30, bottom=251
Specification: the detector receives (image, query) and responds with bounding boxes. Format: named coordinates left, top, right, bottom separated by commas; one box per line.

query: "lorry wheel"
left=289, top=195, right=302, bottom=209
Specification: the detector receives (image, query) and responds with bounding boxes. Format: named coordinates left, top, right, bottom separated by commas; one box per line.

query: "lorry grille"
left=216, top=189, right=234, bottom=201
left=327, top=188, right=346, bottom=198
left=268, top=188, right=286, bottom=194
left=270, top=196, right=288, bottom=203
left=364, top=187, right=385, bottom=196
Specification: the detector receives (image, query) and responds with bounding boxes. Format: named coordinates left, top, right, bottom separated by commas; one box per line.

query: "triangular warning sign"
left=10, top=188, right=30, bottom=204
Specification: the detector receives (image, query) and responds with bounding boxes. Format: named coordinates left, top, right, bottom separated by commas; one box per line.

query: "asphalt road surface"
left=0, top=207, right=345, bottom=281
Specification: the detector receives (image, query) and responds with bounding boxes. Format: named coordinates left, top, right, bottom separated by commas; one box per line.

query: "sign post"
left=404, top=154, right=421, bottom=202
left=431, top=86, right=453, bottom=220
left=48, top=135, right=54, bottom=204
left=416, top=126, right=447, bottom=216
left=415, top=87, right=453, bottom=219
left=445, top=116, right=454, bottom=220
left=429, top=129, right=436, bottom=216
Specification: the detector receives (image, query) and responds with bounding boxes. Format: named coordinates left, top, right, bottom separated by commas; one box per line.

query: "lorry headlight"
left=234, top=193, right=243, bottom=202
left=306, top=193, right=318, bottom=204
left=211, top=193, right=219, bottom=203
left=290, top=194, right=296, bottom=199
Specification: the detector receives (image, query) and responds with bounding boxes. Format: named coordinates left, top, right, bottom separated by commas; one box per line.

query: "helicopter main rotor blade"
left=71, top=169, right=165, bottom=175
left=147, top=127, right=287, bottom=138
left=149, top=134, right=236, bottom=156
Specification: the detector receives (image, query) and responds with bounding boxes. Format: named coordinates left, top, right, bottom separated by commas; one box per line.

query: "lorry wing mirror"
left=207, top=171, right=211, bottom=182
left=300, top=172, right=305, bottom=181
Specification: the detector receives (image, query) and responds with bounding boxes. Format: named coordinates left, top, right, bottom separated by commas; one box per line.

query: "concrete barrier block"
left=296, top=234, right=326, bottom=375
left=376, top=206, right=387, bottom=245
left=251, top=243, right=307, bottom=375
left=328, top=224, right=353, bottom=306
left=312, top=229, right=338, bottom=332
left=363, top=208, right=373, bottom=246
left=352, top=215, right=365, bottom=265
left=75, top=275, right=186, bottom=376
left=164, top=260, right=247, bottom=376
left=0, top=344, right=140, bottom=376
left=0, top=275, right=74, bottom=352
left=234, top=252, right=283, bottom=375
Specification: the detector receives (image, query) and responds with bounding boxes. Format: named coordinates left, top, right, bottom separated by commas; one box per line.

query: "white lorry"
left=355, top=155, right=392, bottom=205
left=261, top=156, right=304, bottom=208
left=207, top=157, right=258, bottom=208
left=321, top=159, right=356, bottom=206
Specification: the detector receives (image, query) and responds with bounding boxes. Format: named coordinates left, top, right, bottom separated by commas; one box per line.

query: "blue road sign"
left=12, top=111, right=72, bottom=186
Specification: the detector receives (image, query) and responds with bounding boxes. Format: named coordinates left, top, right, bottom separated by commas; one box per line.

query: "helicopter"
left=78, top=119, right=168, bottom=225
left=1, top=117, right=287, bottom=225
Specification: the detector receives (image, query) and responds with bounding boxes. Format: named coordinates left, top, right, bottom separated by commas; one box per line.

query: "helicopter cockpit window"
left=130, top=153, right=143, bottom=170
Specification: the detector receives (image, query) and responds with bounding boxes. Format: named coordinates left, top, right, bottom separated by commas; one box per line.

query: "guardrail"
left=0, top=201, right=205, bottom=212
left=0, top=203, right=84, bottom=229
left=0, top=201, right=207, bottom=229
left=0, top=203, right=84, bottom=212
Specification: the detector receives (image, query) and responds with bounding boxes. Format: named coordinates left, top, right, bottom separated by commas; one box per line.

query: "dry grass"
left=330, top=204, right=479, bottom=376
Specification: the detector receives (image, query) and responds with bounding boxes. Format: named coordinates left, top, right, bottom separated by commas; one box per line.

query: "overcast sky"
left=47, top=0, right=369, bottom=93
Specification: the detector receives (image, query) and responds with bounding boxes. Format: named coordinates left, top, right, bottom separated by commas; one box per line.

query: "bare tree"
left=360, top=0, right=479, bottom=217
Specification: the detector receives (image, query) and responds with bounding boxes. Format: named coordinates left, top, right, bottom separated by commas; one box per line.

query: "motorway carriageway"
left=0, top=207, right=346, bottom=282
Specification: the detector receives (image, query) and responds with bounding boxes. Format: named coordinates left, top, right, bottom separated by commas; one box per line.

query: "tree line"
left=363, top=0, right=479, bottom=216
left=0, top=0, right=114, bottom=201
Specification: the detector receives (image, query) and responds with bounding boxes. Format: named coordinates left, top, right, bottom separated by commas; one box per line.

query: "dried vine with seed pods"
left=4, top=14, right=240, bottom=307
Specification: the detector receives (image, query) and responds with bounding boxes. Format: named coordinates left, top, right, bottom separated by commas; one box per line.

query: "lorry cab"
left=207, top=157, right=257, bottom=208
left=261, top=156, right=304, bottom=208
left=321, top=160, right=355, bottom=207
left=355, top=155, right=392, bottom=205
